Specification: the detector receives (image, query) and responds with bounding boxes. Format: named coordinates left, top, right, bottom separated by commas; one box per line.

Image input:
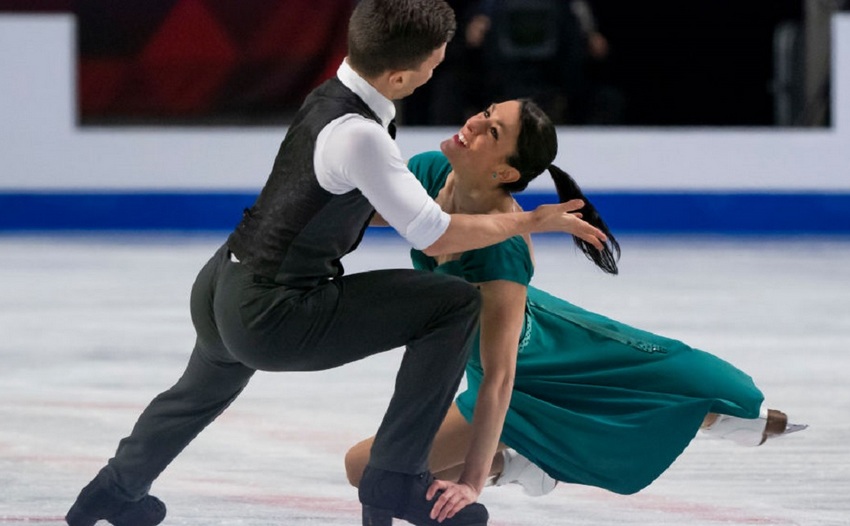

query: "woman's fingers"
left=427, top=480, right=480, bottom=522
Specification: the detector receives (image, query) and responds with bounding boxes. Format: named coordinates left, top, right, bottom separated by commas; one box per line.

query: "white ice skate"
left=702, top=406, right=808, bottom=446
left=492, top=449, right=558, bottom=496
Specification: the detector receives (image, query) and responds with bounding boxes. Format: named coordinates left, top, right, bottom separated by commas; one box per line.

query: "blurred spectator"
left=568, top=0, right=625, bottom=124
left=401, top=0, right=624, bottom=126
left=399, top=0, right=485, bottom=124
left=476, top=0, right=584, bottom=124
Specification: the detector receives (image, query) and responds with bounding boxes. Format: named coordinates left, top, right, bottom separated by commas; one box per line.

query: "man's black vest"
left=227, top=78, right=383, bottom=287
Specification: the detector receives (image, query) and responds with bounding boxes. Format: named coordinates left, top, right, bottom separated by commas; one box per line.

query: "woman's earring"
left=492, top=173, right=498, bottom=179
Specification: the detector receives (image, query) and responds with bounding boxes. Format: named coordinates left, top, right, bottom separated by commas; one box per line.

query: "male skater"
left=65, top=1, right=606, bottom=525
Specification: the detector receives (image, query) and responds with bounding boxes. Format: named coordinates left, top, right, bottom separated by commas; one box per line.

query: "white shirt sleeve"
left=315, top=115, right=450, bottom=250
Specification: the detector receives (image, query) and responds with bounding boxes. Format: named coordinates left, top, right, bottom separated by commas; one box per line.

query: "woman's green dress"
left=407, top=151, right=763, bottom=495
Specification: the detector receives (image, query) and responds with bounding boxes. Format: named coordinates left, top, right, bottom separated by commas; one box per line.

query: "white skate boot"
left=492, top=449, right=558, bottom=496
left=702, top=407, right=808, bottom=446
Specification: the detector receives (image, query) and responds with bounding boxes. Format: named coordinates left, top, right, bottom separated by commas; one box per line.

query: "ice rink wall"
left=1, top=13, right=849, bottom=234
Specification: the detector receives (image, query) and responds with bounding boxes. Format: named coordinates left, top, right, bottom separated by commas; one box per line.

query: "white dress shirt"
left=313, top=60, right=450, bottom=250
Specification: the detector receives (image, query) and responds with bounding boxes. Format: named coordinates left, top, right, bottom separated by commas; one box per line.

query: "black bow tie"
left=387, top=119, right=397, bottom=139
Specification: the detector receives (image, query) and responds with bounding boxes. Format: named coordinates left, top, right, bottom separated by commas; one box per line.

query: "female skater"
left=345, top=99, right=806, bottom=520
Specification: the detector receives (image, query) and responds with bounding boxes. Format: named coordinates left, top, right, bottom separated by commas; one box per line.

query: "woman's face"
left=441, top=100, right=522, bottom=179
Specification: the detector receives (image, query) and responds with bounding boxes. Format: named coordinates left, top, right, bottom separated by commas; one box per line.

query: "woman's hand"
left=426, top=479, right=481, bottom=522
left=531, top=199, right=607, bottom=250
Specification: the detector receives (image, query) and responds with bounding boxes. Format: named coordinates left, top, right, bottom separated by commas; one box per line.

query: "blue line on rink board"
left=1, top=191, right=849, bottom=234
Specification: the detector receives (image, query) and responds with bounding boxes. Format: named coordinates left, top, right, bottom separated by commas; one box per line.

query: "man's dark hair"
left=347, top=0, right=456, bottom=78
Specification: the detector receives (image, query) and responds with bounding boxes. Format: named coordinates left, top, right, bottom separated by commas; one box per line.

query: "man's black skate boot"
left=65, top=474, right=166, bottom=526
left=359, top=466, right=488, bottom=526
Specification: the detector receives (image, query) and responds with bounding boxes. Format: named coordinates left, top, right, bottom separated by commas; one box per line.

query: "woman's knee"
left=344, top=441, right=370, bottom=487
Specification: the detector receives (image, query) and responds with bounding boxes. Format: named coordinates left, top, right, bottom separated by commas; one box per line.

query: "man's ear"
left=387, top=70, right=407, bottom=89
left=367, top=70, right=404, bottom=98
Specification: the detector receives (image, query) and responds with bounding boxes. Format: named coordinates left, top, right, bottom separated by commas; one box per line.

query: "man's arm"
left=423, top=199, right=606, bottom=256
left=318, top=119, right=606, bottom=254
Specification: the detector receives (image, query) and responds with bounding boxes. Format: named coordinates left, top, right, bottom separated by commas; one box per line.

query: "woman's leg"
left=702, top=413, right=720, bottom=428
left=346, top=404, right=494, bottom=486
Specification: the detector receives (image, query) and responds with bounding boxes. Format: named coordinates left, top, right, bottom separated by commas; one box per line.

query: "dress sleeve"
left=458, top=237, right=534, bottom=286
left=407, top=151, right=452, bottom=199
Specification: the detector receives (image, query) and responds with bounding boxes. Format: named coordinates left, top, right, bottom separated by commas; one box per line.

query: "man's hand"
left=426, top=478, right=481, bottom=523
left=531, top=199, right=607, bottom=250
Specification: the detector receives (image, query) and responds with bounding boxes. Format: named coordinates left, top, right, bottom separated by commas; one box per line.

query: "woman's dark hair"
left=348, top=0, right=456, bottom=78
left=502, top=99, right=621, bottom=275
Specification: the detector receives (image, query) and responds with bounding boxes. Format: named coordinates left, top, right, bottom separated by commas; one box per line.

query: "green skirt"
left=456, top=286, right=763, bottom=495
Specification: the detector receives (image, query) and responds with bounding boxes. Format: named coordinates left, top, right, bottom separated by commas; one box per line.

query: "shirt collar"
left=337, top=59, right=396, bottom=129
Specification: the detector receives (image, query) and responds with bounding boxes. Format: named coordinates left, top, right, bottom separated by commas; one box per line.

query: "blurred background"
left=0, top=1, right=849, bottom=235
left=0, top=0, right=847, bottom=127
left=2, top=6, right=849, bottom=526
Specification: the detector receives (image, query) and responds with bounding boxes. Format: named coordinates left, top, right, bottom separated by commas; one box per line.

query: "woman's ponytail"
left=548, top=165, right=620, bottom=275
